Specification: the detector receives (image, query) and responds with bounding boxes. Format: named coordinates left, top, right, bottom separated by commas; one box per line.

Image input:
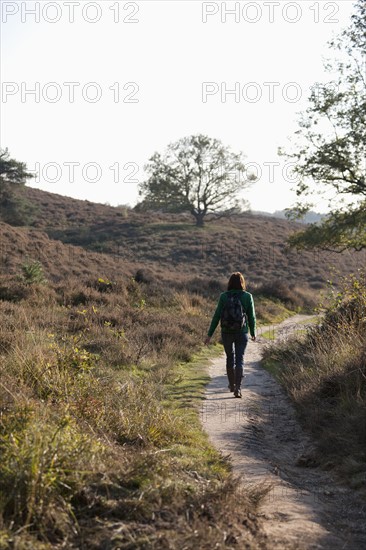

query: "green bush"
left=21, top=261, right=47, bottom=285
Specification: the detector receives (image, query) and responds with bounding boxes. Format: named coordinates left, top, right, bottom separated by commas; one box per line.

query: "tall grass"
left=262, top=271, right=366, bottom=485
left=0, top=273, right=269, bottom=549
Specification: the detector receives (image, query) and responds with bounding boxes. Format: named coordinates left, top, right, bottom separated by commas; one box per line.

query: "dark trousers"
left=221, top=331, right=248, bottom=389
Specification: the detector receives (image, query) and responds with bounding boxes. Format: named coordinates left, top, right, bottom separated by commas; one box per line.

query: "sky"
left=0, top=0, right=357, bottom=213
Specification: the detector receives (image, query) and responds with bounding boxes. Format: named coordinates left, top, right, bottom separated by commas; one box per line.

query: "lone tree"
left=138, top=134, right=255, bottom=227
left=0, top=148, right=35, bottom=225
left=285, top=0, right=366, bottom=251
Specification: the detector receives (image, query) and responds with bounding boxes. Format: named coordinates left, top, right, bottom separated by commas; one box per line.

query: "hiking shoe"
left=228, top=384, right=235, bottom=392
left=234, top=388, right=242, bottom=398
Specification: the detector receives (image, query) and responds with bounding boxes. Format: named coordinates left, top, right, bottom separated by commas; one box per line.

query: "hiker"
left=204, top=272, right=256, bottom=398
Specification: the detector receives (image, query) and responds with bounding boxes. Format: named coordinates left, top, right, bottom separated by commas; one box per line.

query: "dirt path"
left=201, top=315, right=366, bottom=549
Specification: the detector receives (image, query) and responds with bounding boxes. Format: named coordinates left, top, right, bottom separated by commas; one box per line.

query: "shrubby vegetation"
left=262, top=270, right=366, bottom=486
left=21, top=260, right=47, bottom=285
left=1, top=186, right=363, bottom=546
left=1, top=267, right=285, bottom=548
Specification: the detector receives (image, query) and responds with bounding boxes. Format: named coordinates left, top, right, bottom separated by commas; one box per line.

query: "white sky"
left=0, top=0, right=357, bottom=212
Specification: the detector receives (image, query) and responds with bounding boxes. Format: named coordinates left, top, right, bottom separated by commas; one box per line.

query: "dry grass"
left=2, top=187, right=364, bottom=546
left=262, top=271, right=366, bottom=488
left=0, top=271, right=270, bottom=549
left=253, top=280, right=319, bottom=312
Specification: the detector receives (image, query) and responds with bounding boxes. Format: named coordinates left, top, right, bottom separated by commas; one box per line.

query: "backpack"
left=220, top=292, right=246, bottom=332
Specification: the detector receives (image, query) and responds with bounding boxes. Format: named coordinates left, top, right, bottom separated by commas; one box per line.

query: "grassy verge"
left=254, top=297, right=295, bottom=325
left=261, top=272, right=366, bottom=490
left=260, top=328, right=277, bottom=340
left=260, top=317, right=320, bottom=341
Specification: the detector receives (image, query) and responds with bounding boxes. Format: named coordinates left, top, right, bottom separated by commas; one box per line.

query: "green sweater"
left=207, top=290, right=256, bottom=338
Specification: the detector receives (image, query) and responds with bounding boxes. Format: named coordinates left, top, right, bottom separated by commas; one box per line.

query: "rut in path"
left=202, top=315, right=366, bottom=550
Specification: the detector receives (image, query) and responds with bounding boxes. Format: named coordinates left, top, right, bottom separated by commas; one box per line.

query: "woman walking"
left=205, top=272, right=256, bottom=398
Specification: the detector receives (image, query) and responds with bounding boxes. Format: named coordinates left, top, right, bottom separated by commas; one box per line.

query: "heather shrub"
left=134, top=267, right=156, bottom=284
left=181, top=277, right=226, bottom=298
left=0, top=279, right=31, bottom=302
left=255, top=279, right=317, bottom=311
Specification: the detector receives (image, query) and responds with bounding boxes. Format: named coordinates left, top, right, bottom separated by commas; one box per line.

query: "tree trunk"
left=193, top=211, right=205, bottom=227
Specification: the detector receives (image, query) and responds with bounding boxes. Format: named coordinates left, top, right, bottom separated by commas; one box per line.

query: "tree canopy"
left=285, top=0, right=366, bottom=251
left=0, top=148, right=35, bottom=225
left=138, top=134, right=254, bottom=226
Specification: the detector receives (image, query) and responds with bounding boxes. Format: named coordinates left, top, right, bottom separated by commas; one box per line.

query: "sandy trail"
left=201, top=315, right=366, bottom=549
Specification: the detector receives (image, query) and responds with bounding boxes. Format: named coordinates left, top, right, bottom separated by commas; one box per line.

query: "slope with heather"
left=20, top=186, right=366, bottom=287
left=0, top=227, right=268, bottom=549
left=1, top=186, right=365, bottom=548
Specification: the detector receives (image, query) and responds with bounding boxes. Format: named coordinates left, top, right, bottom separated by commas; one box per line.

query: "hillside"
left=252, top=209, right=325, bottom=224
left=0, top=222, right=133, bottom=281
left=1, top=187, right=365, bottom=549
left=1, top=188, right=276, bottom=549
left=19, top=186, right=366, bottom=288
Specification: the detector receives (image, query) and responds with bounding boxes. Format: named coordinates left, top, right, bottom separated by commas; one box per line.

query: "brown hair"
left=227, top=272, right=246, bottom=291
